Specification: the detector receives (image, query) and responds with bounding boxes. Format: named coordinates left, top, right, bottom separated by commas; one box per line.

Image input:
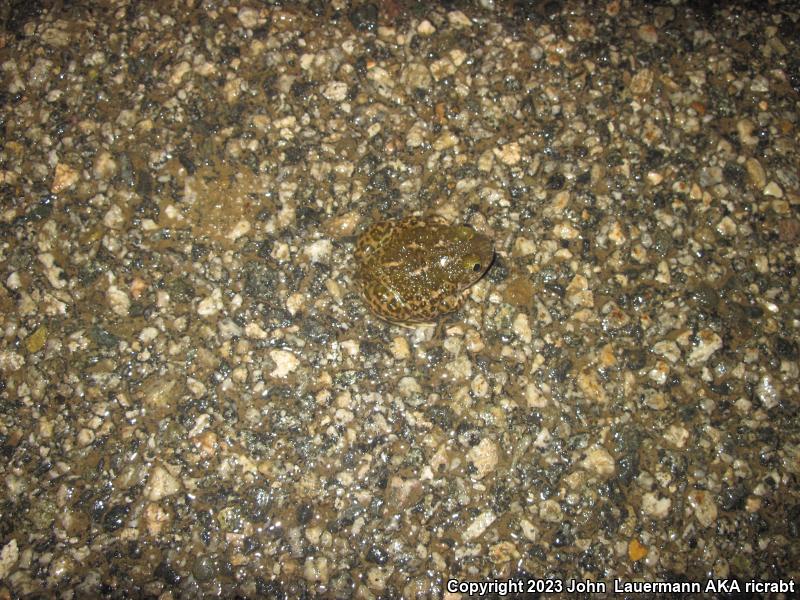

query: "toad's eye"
left=462, top=255, right=481, bottom=272
left=453, top=226, right=474, bottom=241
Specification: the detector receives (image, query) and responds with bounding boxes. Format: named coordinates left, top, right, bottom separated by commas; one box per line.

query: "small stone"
left=755, top=375, right=779, bottom=409
left=467, top=438, right=499, bottom=480
left=397, top=376, right=421, bottom=397
left=366, top=66, right=394, bottom=95
left=145, top=464, right=182, bottom=501
left=489, top=541, right=519, bottom=564
left=228, top=219, right=250, bottom=241
left=93, top=151, right=117, bottom=180
left=103, top=204, right=125, bottom=229
left=494, top=142, right=521, bottom=165
left=577, top=368, right=607, bottom=403
left=144, top=502, right=171, bottom=536
left=0, top=539, right=19, bottom=580
left=303, top=556, right=329, bottom=583
left=637, top=24, right=658, bottom=44
left=512, top=313, right=532, bottom=343
left=77, top=428, right=95, bottom=446
left=38, top=252, right=66, bottom=290
left=270, top=349, right=299, bottom=378
left=750, top=75, right=769, bottom=93
left=737, top=119, right=758, bottom=146
left=51, top=162, right=79, bottom=193
left=245, top=322, right=268, bottom=340
left=581, top=446, right=615, bottom=476
left=403, top=63, right=432, bottom=90
left=141, top=376, right=179, bottom=413
left=629, top=68, right=653, bottom=95
left=106, top=284, right=131, bottom=316
left=462, top=510, right=496, bottom=540
left=477, top=149, right=494, bottom=172
left=433, top=130, right=458, bottom=151
left=238, top=6, right=259, bottom=29
left=763, top=181, right=783, bottom=198
left=192, top=555, right=217, bottom=583
left=566, top=274, right=594, bottom=308
left=416, top=19, right=435, bottom=36
left=716, top=215, right=737, bottom=237
left=322, top=81, right=348, bottom=102
left=687, top=490, right=718, bottom=528
left=447, top=10, right=472, bottom=29
left=139, top=326, right=159, bottom=344
left=745, top=157, right=766, bottom=189
left=628, top=539, right=648, bottom=561
left=646, top=170, right=663, bottom=185
left=303, top=239, right=332, bottom=263
left=391, top=336, right=410, bottom=360
left=406, top=122, right=427, bottom=148
left=48, top=554, right=75, bottom=581
left=539, top=499, right=562, bottom=522
left=512, top=237, right=537, bottom=257
left=641, top=492, right=671, bottom=519
left=525, top=383, right=547, bottom=408
left=197, top=288, right=223, bottom=317
left=686, top=328, right=722, bottom=366
left=664, top=425, right=689, bottom=448
left=648, top=360, right=669, bottom=385
left=652, top=340, right=680, bottom=363
left=429, top=57, right=456, bottom=81
left=553, top=222, right=580, bottom=240
left=26, top=325, right=47, bottom=353
left=519, top=518, right=538, bottom=542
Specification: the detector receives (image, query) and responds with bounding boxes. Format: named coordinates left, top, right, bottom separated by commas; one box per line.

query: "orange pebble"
left=628, top=539, right=648, bottom=561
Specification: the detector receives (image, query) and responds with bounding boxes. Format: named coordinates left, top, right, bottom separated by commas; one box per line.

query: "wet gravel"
left=1, top=0, right=799, bottom=597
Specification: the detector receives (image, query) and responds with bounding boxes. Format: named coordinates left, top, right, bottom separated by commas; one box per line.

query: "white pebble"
left=270, top=349, right=299, bottom=378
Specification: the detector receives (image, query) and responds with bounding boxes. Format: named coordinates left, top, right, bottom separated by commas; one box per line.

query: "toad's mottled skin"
left=355, top=216, right=494, bottom=324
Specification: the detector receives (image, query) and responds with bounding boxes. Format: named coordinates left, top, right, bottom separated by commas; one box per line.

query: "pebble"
left=238, top=6, right=259, bottom=29
left=447, top=10, right=472, bottom=28
left=581, top=447, right=615, bottom=477
left=51, top=162, right=79, bottom=193
left=322, top=81, right=348, bottom=102
left=269, top=349, right=300, bottom=378
left=145, top=465, right=182, bottom=502
left=462, top=511, right=496, bottom=541
left=687, top=490, right=718, bottom=528
left=467, top=438, right=499, bottom=480
left=197, top=288, right=223, bottom=317
left=494, top=142, right=521, bottom=165
left=106, top=285, right=131, bottom=316
left=637, top=24, right=658, bottom=44
left=763, top=181, right=783, bottom=197
left=641, top=493, right=671, bottom=519
left=686, top=329, right=723, bottom=366
left=629, top=68, right=653, bottom=95
left=0, top=540, right=18, bottom=580
left=417, top=19, right=436, bottom=36
left=746, top=157, right=766, bottom=189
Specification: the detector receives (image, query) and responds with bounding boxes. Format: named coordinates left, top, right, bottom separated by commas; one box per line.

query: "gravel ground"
left=1, top=0, right=799, bottom=597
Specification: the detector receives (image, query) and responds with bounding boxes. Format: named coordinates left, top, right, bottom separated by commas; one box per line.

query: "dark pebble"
left=349, top=3, right=378, bottom=33
left=103, top=504, right=129, bottom=532
left=366, top=545, right=389, bottom=565
left=774, top=336, right=798, bottom=360
left=154, top=561, right=182, bottom=586
left=192, top=555, right=216, bottom=582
